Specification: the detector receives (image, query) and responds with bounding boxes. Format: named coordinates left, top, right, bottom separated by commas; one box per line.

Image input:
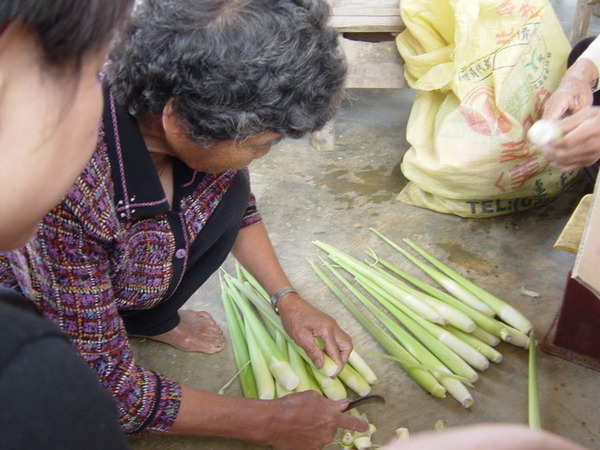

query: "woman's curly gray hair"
left=106, top=0, right=347, bottom=146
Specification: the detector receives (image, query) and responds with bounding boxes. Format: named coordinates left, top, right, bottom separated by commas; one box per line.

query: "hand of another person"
left=382, top=423, right=586, bottom=450
left=540, top=106, right=600, bottom=172
left=267, top=390, right=369, bottom=450
left=277, top=293, right=352, bottom=375
left=542, top=59, right=597, bottom=121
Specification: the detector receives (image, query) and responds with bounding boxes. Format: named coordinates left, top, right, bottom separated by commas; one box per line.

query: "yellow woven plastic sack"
left=396, top=0, right=577, bottom=217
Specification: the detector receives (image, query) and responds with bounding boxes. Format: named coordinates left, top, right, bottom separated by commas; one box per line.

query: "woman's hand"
left=230, top=223, right=354, bottom=373
left=540, top=106, right=600, bottom=172
left=543, top=58, right=597, bottom=121
left=277, top=292, right=352, bottom=375
left=267, top=390, right=369, bottom=450
left=173, top=385, right=368, bottom=448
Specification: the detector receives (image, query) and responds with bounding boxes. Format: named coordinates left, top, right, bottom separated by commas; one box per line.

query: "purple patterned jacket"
left=0, top=90, right=262, bottom=434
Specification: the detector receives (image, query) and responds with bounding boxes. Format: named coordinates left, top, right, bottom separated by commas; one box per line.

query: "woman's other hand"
left=268, top=390, right=368, bottom=450
left=277, top=293, right=352, bottom=376
left=541, top=106, right=600, bottom=171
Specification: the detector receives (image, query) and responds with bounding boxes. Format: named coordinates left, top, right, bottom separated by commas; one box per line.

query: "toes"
left=195, top=337, right=226, bottom=354
left=209, top=340, right=226, bottom=354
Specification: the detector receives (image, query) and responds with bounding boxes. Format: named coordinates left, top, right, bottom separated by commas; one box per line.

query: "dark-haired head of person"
left=105, top=0, right=346, bottom=170
left=0, top=0, right=133, bottom=251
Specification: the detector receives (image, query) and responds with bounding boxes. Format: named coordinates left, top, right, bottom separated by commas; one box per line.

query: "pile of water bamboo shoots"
left=311, top=229, right=535, bottom=409
left=219, top=267, right=378, bottom=401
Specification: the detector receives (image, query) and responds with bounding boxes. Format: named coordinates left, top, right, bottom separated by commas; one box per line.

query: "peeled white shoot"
left=337, top=363, right=372, bottom=397
left=348, top=349, right=378, bottom=385
left=434, top=419, right=448, bottom=433
left=374, top=254, right=511, bottom=342
left=353, top=436, right=372, bottom=450
left=446, top=326, right=503, bottom=363
left=320, top=374, right=347, bottom=401
left=504, top=325, right=530, bottom=348
left=275, top=381, right=293, bottom=398
left=470, top=326, right=501, bottom=347
left=309, top=363, right=336, bottom=390
left=437, top=331, right=489, bottom=371
left=395, top=427, right=410, bottom=439
left=341, top=430, right=355, bottom=448
left=348, top=410, right=376, bottom=450
left=527, top=119, right=563, bottom=146
left=307, top=360, right=348, bottom=402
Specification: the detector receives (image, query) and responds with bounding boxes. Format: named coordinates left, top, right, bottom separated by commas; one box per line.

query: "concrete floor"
left=129, top=4, right=600, bottom=449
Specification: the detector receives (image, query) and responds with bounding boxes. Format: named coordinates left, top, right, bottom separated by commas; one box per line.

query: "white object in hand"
left=527, top=119, right=563, bottom=146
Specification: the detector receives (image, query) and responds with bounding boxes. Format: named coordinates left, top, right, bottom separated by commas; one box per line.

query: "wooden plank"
left=330, top=7, right=400, bottom=16
left=329, top=16, right=403, bottom=33
left=309, top=120, right=336, bottom=152
left=326, top=0, right=399, bottom=9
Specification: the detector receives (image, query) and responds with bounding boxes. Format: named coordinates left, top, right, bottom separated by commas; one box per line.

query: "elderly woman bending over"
left=0, top=0, right=368, bottom=448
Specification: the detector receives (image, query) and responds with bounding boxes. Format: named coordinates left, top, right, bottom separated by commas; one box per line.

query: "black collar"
left=102, top=88, right=199, bottom=219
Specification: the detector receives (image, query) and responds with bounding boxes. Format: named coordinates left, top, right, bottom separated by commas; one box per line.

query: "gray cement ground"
left=129, top=3, right=600, bottom=449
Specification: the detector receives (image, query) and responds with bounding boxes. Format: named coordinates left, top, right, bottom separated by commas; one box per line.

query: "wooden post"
left=310, top=120, right=336, bottom=152
left=569, top=0, right=599, bottom=45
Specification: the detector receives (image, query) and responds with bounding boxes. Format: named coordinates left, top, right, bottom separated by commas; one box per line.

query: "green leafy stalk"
left=445, top=326, right=503, bottom=363
left=529, top=333, right=541, bottom=429
left=402, top=237, right=533, bottom=335
left=287, top=341, right=322, bottom=394
left=367, top=253, right=476, bottom=333
left=235, top=266, right=333, bottom=372
left=368, top=250, right=512, bottom=341
left=218, top=360, right=251, bottom=396
left=225, top=273, right=339, bottom=377
left=309, top=259, right=446, bottom=399
left=237, top=265, right=270, bottom=301
left=356, top=348, right=471, bottom=384
left=356, top=275, right=484, bottom=378
left=226, top=277, right=300, bottom=391
left=244, top=317, right=275, bottom=399
left=370, top=229, right=495, bottom=316
left=342, top=273, right=474, bottom=407
left=313, top=241, right=445, bottom=325
left=220, top=275, right=258, bottom=398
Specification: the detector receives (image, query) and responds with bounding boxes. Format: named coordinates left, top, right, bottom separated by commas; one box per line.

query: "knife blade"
left=342, top=394, right=386, bottom=412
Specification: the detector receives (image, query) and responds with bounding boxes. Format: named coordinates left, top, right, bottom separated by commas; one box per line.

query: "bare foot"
left=133, top=310, right=226, bottom=353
